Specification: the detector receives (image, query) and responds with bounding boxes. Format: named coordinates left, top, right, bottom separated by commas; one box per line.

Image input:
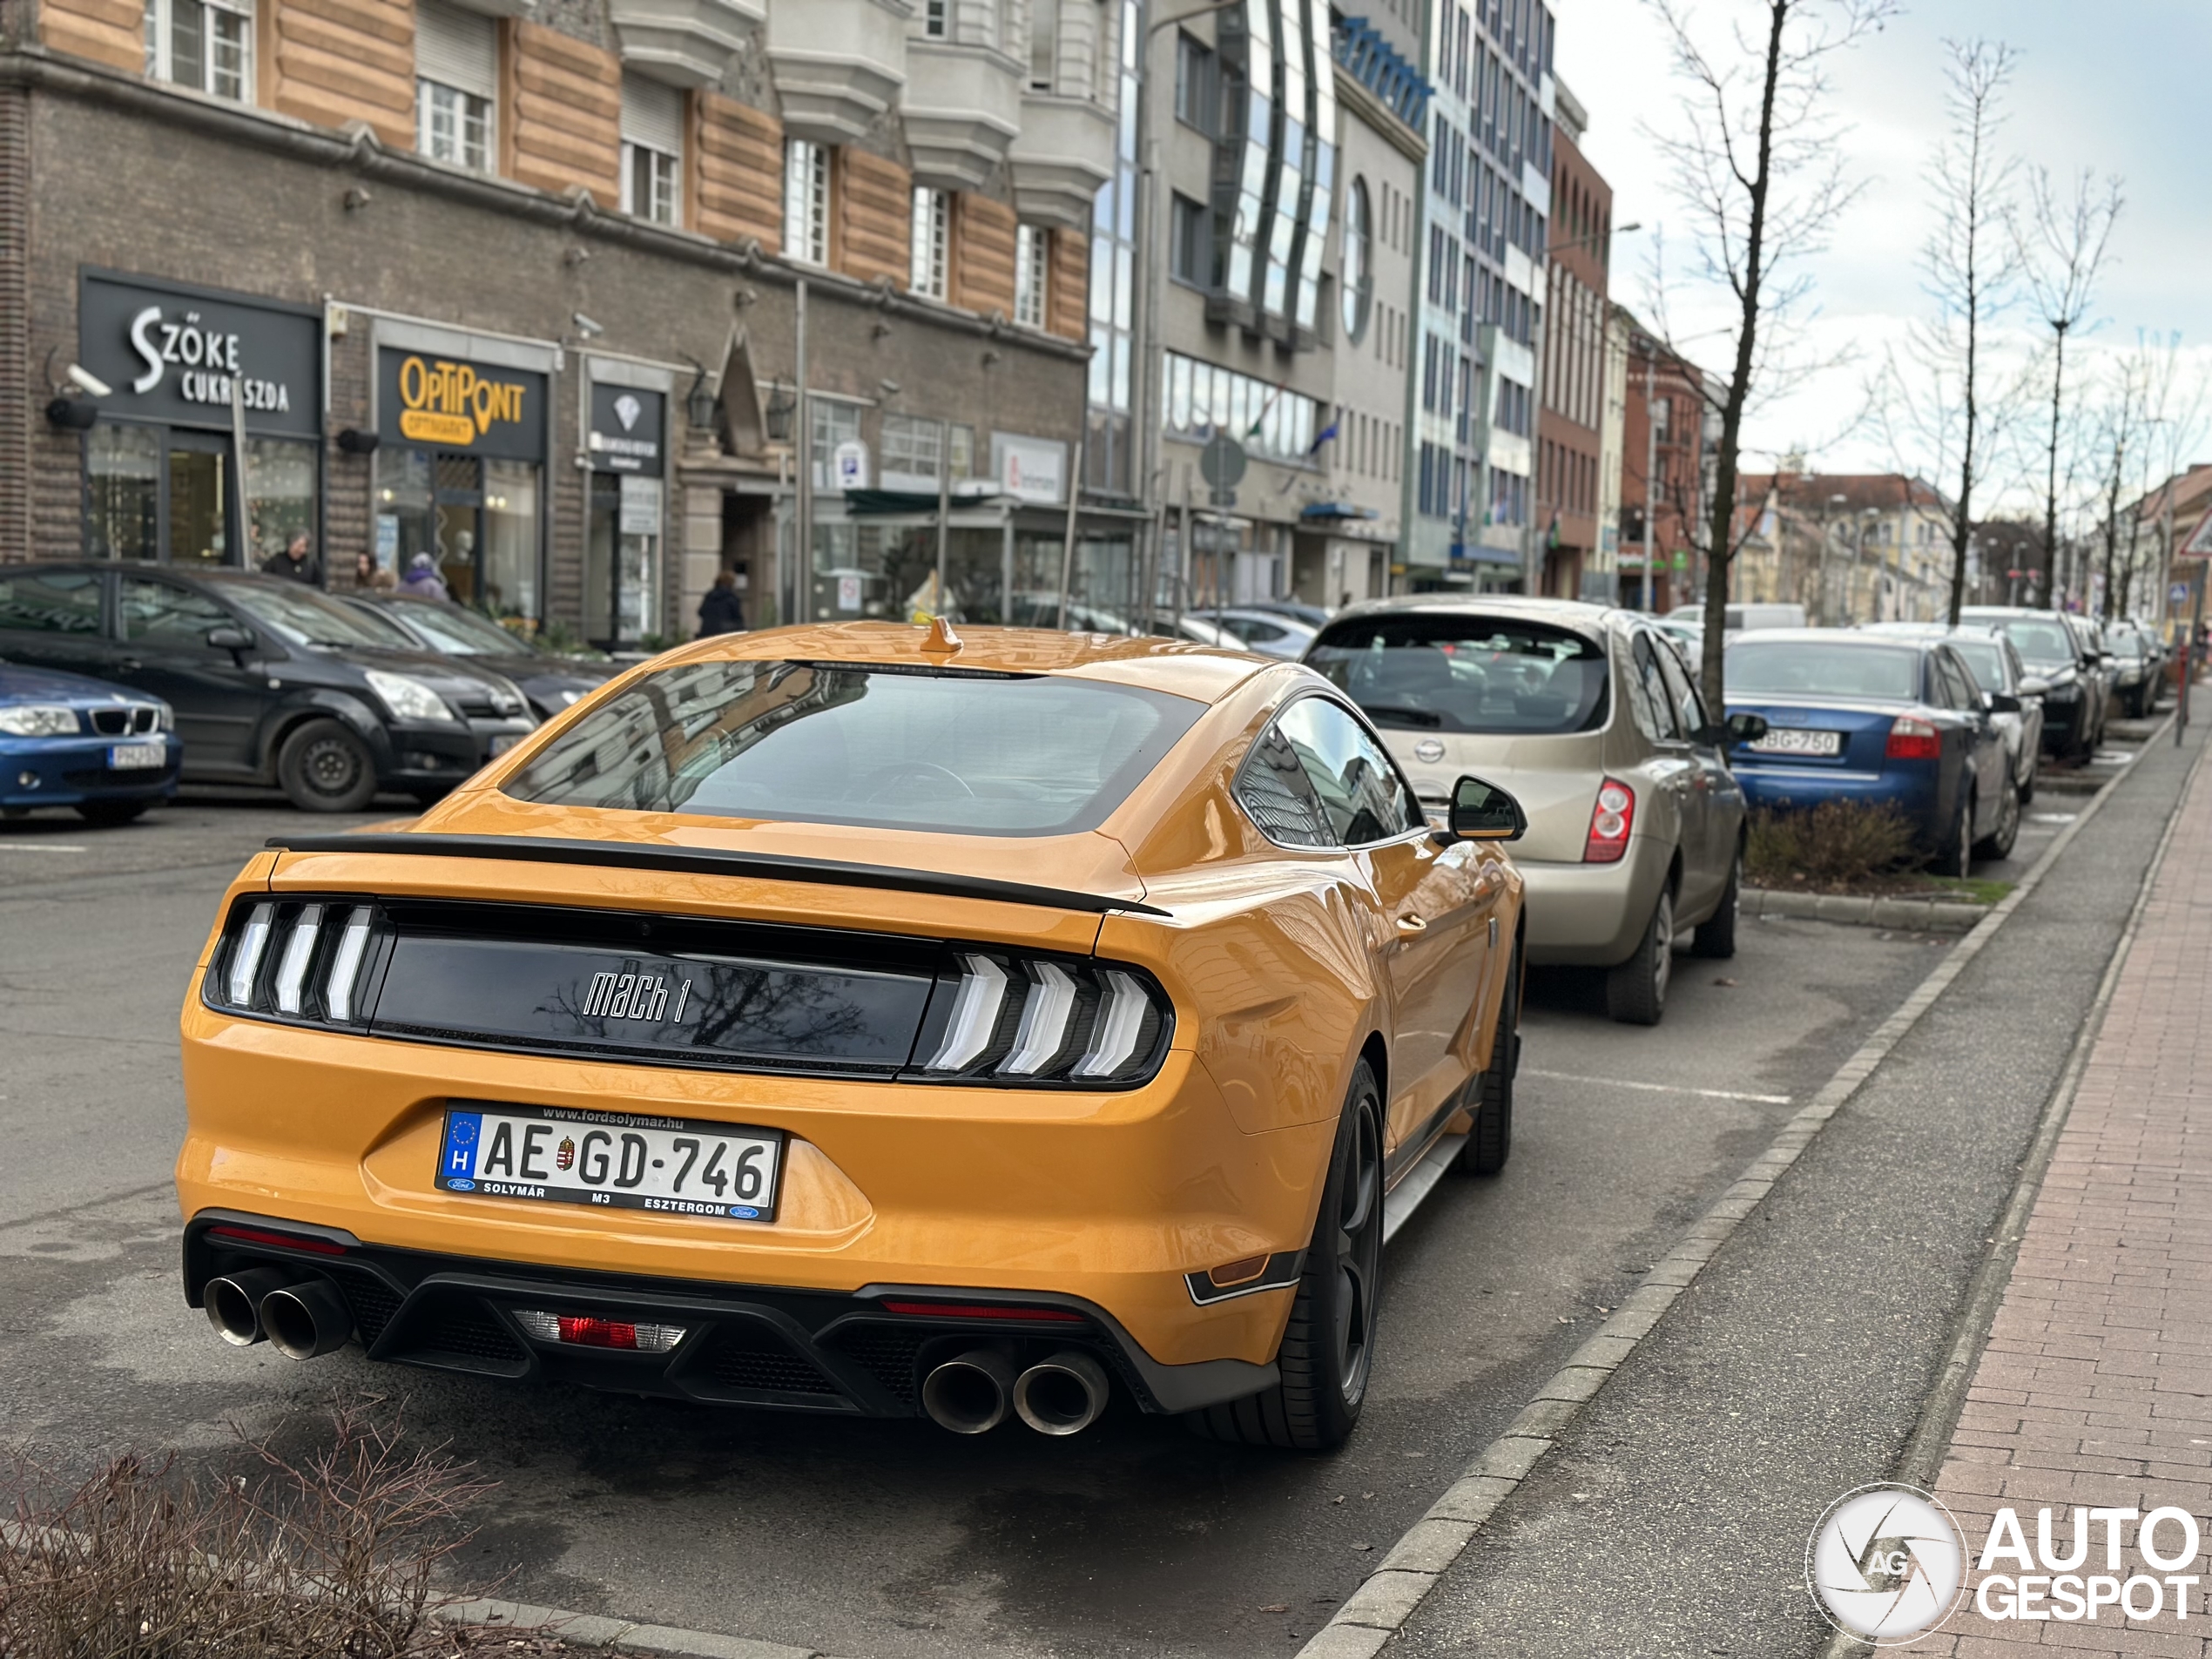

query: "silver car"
left=1305, top=597, right=1764, bottom=1025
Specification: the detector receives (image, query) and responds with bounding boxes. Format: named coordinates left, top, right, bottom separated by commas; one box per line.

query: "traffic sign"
left=1199, top=435, right=1247, bottom=490
left=2174, top=583, right=2190, bottom=606
left=2180, top=505, right=2212, bottom=561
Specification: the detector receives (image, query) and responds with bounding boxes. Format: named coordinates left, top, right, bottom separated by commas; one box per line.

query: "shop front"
left=583, top=373, right=669, bottom=650
left=372, top=328, right=549, bottom=624
left=75, top=272, right=322, bottom=569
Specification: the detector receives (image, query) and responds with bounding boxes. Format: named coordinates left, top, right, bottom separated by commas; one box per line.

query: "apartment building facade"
left=1615, top=308, right=1711, bottom=612
left=5, top=0, right=1114, bottom=643
left=1406, top=0, right=1554, bottom=592
left=1533, top=77, right=1608, bottom=600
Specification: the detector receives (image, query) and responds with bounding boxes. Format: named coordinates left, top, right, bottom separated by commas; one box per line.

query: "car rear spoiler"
left=265, top=833, right=1172, bottom=919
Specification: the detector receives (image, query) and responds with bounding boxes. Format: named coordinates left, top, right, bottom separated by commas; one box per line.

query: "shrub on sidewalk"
left=1744, top=799, right=1921, bottom=889
left=0, top=1400, right=502, bottom=1658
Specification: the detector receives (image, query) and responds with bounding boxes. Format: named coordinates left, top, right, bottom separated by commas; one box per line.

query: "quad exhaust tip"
left=1013, top=1350, right=1109, bottom=1437
left=921, top=1347, right=1017, bottom=1434
left=206, top=1271, right=354, bottom=1360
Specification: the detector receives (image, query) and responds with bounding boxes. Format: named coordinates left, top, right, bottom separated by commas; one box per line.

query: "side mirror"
left=206, top=626, right=254, bottom=652
left=1444, top=774, right=1526, bottom=842
left=1986, top=691, right=2022, bottom=714
left=2018, top=675, right=2051, bottom=698
left=1720, top=711, right=1769, bottom=745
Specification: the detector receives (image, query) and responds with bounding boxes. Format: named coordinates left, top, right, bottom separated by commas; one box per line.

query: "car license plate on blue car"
left=108, top=743, right=165, bottom=769
left=435, top=1101, right=783, bottom=1222
left=1749, top=728, right=1842, bottom=757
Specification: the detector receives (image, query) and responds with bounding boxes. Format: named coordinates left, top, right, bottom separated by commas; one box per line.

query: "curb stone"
left=435, top=1599, right=819, bottom=1658
left=1292, top=710, right=2179, bottom=1658
left=1744, top=887, right=1986, bottom=933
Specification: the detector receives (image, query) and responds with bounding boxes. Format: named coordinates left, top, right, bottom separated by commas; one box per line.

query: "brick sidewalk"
left=1913, top=746, right=2212, bottom=1656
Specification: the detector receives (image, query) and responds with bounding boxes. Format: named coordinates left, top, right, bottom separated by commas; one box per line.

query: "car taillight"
left=511, top=1310, right=686, bottom=1353
left=206, top=897, right=386, bottom=1026
left=914, top=954, right=1174, bottom=1087
left=1885, top=717, right=1942, bottom=760
left=1584, top=779, right=1635, bottom=863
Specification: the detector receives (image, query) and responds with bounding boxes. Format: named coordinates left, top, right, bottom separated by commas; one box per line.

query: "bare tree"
left=2093, top=351, right=2149, bottom=622
left=2017, top=167, right=2123, bottom=604
left=1871, top=38, right=2023, bottom=626
left=1647, top=0, right=1897, bottom=707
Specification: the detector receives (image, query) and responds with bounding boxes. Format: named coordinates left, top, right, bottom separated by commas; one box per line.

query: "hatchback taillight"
left=1583, top=779, right=1636, bottom=863
left=206, top=898, right=385, bottom=1027
left=1885, top=717, right=1942, bottom=760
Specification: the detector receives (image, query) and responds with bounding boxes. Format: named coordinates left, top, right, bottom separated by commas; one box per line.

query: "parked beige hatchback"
left=1304, top=597, right=1766, bottom=1023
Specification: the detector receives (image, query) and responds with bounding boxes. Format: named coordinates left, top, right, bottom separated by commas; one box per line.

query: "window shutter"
left=621, top=73, right=684, bottom=156
left=416, top=0, right=495, bottom=98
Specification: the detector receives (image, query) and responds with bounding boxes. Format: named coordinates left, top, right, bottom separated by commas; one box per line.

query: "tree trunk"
left=1698, top=0, right=1791, bottom=713
left=2040, top=322, right=2067, bottom=605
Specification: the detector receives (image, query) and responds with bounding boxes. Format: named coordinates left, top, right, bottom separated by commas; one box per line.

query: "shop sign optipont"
left=377, top=347, right=546, bottom=460
left=78, top=273, right=321, bottom=438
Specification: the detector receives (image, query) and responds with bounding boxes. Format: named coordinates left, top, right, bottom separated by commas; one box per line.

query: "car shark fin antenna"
left=922, top=615, right=963, bottom=655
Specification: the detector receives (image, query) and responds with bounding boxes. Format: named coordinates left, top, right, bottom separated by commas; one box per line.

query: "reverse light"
left=1583, top=779, right=1636, bottom=864
left=511, top=1310, right=686, bottom=1352
left=919, top=955, right=1172, bottom=1088
left=1885, top=717, right=1942, bottom=760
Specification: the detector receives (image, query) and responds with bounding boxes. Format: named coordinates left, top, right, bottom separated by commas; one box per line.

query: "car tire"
left=2016, top=759, right=2035, bottom=806
left=1454, top=946, right=1519, bottom=1177
left=74, top=799, right=147, bottom=827
left=1188, top=1062, right=1384, bottom=1452
left=1604, top=885, right=1674, bottom=1027
left=277, top=718, right=378, bottom=813
left=1974, top=774, right=2020, bottom=860
left=1939, top=788, right=1975, bottom=879
left=1688, top=852, right=1741, bottom=960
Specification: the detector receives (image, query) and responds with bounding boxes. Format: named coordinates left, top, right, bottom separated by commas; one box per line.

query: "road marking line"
left=1298, top=706, right=2182, bottom=1659
left=0, top=843, right=87, bottom=853
left=1523, top=1069, right=1790, bottom=1106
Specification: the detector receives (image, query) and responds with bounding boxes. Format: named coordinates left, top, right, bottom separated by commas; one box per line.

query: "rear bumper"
left=1, top=733, right=180, bottom=808
left=1515, top=835, right=1672, bottom=967
left=1733, top=765, right=1942, bottom=840
left=182, top=1210, right=1274, bottom=1417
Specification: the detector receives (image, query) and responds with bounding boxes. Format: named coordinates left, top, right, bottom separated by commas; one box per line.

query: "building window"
left=1015, top=225, right=1049, bottom=327
left=785, top=139, right=831, bottom=266
left=145, top=0, right=251, bottom=101
left=924, top=0, right=946, bottom=35
left=882, top=415, right=976, bottom=489
left=1160, top=350, right=1318, bottom=463
left=415, top=0, right=496, bottom=170
left=1340, top=177, right=1371, bottom=342
left=910, top=187, right=950, bottom=298
left=810, top=398, right=864, bottom=490
left=619, top=74, right=684, bottom=226
left=1029, top=0, right=1056, bottom=90
left=1169, top=194, right=1212, bottom=288
left=1174, top=32, right=1217, bottom=133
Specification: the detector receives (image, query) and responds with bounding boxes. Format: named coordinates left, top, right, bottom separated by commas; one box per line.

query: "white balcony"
left=902, top=39, right=1020, bottom=192
left=766, top=0, right=910, bottom=146
left=609, top=0, right=758, bottom=87
left=1008, top=91, right=1112, bottom=230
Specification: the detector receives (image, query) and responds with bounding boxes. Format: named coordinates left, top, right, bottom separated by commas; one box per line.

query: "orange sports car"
left=177, top=622, right=1527, bottom=1450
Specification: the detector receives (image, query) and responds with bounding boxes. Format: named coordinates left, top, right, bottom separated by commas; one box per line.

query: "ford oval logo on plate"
left=1413, top=738, right=1446, bottom=764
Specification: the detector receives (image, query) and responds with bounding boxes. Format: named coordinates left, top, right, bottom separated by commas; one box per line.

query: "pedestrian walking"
left=397, top=553, right=449, bottom=601
left=698, top=570, right=745, bottom=637
left=260, top=532, right=321, bottom=584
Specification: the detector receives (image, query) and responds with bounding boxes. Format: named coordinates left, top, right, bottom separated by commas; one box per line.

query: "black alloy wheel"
left=1190, top=1062, right=1385, bottom=1451
left=1689, top=851, right=1741, bottom=960
left=1455, top=946, right=1519, bottom=1177
left=277, top=718, right=378, bottom=813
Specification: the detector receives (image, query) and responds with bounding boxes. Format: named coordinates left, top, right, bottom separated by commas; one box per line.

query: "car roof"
left=1732, top=627, right=1941, bottom=649
left=657, top=622, right=1283, bottom=704
left=1320, top=593, right=1629, bottom=634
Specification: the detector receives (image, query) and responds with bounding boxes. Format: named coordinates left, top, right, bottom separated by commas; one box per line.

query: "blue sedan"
left=0, top=663, right=181, bottom=826
left=1723, top=630, right=2019, bottom=875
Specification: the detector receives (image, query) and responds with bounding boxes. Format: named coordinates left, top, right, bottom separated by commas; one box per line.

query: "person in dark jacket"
left=698, top=570, right=745, bottom=637
left=260, top=533, right=322, bottom=584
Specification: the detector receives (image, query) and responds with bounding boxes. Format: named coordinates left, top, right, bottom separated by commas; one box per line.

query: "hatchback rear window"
left=1306, top=616, right=1611, bottom=734
left=1964, top=615, right=2074, bottom=667
left=502, top=658, right=1205, bottom=836
left=1726, top=642, right=1920, bottom=700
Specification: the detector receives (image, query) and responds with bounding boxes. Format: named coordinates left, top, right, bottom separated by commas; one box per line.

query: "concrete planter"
left=1743, top=886, right=1988, bottom=934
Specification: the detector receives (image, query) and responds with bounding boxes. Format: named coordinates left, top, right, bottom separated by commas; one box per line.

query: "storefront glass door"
left=586, top=474, right=659, bottom=649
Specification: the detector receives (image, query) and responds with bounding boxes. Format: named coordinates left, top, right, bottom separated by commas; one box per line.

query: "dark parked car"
left=0, top=565, right=536, bottom=812
left=0, top=661, right=181, bottom=825
left=334, top=593, right=620, bottom=721
left=1958, top=606, right=2106, bottom=761
left=2103, top=622, right=2162, bottom=718
left=1723, top=629, right=2019, bottom=875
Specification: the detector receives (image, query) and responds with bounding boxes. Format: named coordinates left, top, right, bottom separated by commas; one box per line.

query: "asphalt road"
left=0, top=779, right=1982, bottom=1659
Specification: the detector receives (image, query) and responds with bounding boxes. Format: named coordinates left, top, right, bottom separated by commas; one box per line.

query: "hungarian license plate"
left=1749, top=727, right=1842, bottom=757
left=435, top=1102, right=783, bottom=1222
left=108, top=742, right=165, bottom=769
left=489, top=733, right=524, bottom=755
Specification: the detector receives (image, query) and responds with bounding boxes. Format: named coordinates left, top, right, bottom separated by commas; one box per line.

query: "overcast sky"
left=1555, top=0, right=2212, bottom=510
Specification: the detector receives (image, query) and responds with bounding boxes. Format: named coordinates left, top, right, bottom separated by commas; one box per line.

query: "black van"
left=0, top=564, right=536, bottom=811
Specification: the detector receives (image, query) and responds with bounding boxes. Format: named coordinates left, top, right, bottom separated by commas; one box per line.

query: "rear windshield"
left=502, top=658, right=1204, bottom=836
left=1306, top=616, right=1611, bottom=735
left=1725, top=642, right=1921, bottom=701
left=1966, top=615, right=2074, bottom=667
